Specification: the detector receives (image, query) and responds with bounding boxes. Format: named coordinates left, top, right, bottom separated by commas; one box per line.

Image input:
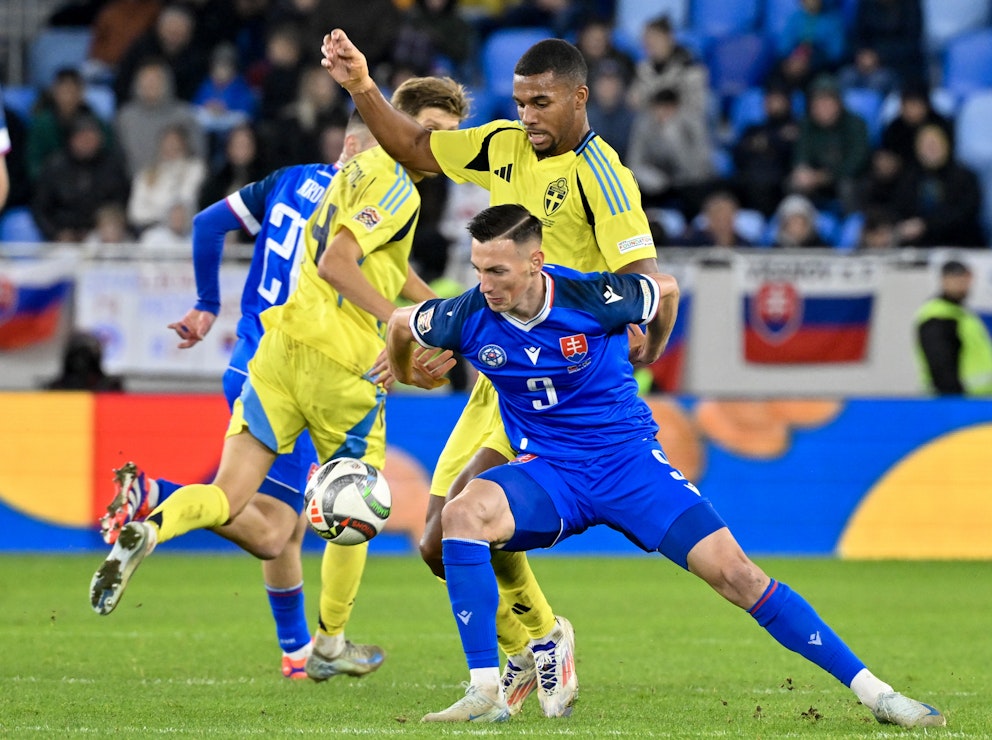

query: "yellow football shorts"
left=430, top=373, right=516, bottom=497
left=229, top=328, right=386, bottom=470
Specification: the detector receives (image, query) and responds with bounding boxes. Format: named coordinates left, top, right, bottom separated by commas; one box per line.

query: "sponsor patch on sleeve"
left=617, top=234, right=654, bottom=254
left=415, top=306, right=435, bottom=336
left=353, top=206, right=382, bottom=230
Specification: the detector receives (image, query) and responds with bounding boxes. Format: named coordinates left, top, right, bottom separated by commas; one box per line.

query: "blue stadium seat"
left=735, top=209, right=768, bottom=244
left=481, top=27, right=554, bottom=101
left=707, top=33, right=772, bottom=100
left=923, top=0, right=990, bottom=53
left=842, top=87, right=884, bottom=145
left=956, top=91, right=992, bottom=173
left=712, top=146, right=734, bottom=177
left=943, top=29, right=992, bottom=98
left=28, top=28, right=93, bottom=89
left=730, top=87, right=767, bottom=137
left=650, top=208, right=687, bottom=240
left=615, top=0, right=690, bottom=43
left=84, top=85, right=116, bottom=122
left=0, top=207, right=45, bottom=243
left=836, top=212, right=864, bottom=250
left=692, top=0, right=760, bottom=39
left=763, top=0, right=801, bottom=42
left=2, top=85, right=39, bottom=123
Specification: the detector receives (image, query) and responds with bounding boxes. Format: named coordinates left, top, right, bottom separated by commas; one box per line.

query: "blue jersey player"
left=387, top=204, right=946, bottom=728
left=98, top=124, right=379, bottom=679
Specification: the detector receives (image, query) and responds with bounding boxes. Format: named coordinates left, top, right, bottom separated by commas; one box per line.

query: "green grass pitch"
left=2, top=553, right=988, bottom=737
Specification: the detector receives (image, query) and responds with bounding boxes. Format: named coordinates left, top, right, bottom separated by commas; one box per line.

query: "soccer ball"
left=303, top=458, right=391, bottom=545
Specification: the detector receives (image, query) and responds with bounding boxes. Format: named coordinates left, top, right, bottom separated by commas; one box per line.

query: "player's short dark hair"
left=468, top=204, right=543, bottom=246
left=941, top=259, right=971, bottom=277
left=390, top=76, right=471, bottom=121
left=514, top=39, right=587, bottom=86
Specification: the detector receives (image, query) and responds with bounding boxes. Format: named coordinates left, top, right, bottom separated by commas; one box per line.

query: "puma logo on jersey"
left=493, top=163, right=513, bottom=182
left=603, top=286, right=623, bottom=303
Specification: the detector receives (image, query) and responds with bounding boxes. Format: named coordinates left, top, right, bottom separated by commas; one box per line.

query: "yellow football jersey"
left=261, top=146, right=421, bottom=376
left=430, top=119, right=656, bottom=272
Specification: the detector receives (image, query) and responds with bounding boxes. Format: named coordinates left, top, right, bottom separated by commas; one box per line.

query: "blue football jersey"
left=412, top=266, right=663, bottom=459
left=225, top=163, right=338, bottom=351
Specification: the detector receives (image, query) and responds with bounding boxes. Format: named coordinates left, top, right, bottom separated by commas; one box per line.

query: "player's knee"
left=440, top=494, right=483, bottom=539
left=418, top=535, right=445, bottom=578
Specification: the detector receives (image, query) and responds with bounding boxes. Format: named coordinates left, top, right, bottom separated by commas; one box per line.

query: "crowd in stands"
left=1, top=0, right=990, bottom=270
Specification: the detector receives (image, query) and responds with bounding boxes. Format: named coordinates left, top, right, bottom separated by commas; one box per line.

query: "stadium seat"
left=842, top=87, right=884, bottom=145
left=763, top=0, right=801, bottom=42
left=923, top=0, right=990, bottom=53
left=84, top=85, right=116, bottom=122
left=735, top=209, right=768, bottom=244
left=956, top=91, right=992, bottom=173
left=28, top=28, right=93, bottom=89
left=730, top=87, right=767, bottom=137
left=712, top=146, right=734, bottom=178
left=707, top=33, right=772, bottom=101
left=481, top=27, right=554, bottom=101
left=0, top=207, right=45, bottom=244
left=836, top=212, right=864, bottom=250
left=2, top=85, right=39, bottom=123
left=615, top=0, right=689, bottom=44
left=692, top=0, right=760, bottom=39
left=943, top=29, right=992, bottom=98
left=649, top=208, right=686, bottom=241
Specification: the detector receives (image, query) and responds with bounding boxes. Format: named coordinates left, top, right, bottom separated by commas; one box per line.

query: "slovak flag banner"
left=0, top=256, right=77, bottom=350
left=736, top=254, right=880, bottom=364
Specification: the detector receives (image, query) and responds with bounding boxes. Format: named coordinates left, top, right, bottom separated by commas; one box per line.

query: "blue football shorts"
left=223, top=337, right=318, bottom=515
left=478, top=437, right=726, bottom=569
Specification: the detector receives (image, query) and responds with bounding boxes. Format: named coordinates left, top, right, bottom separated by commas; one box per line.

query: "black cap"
left=941, top=259, right=972, bottom=276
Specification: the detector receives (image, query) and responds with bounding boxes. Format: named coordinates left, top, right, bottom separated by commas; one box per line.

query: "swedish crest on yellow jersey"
left=429, top=119, right=656, bottom=273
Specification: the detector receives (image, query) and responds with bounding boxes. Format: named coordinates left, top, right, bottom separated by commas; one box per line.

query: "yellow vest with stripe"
left=915, top=297, right=992, bottom=396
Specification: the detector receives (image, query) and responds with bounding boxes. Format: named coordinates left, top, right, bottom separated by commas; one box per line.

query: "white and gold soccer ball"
left=303, top=458, right=391, bottom=545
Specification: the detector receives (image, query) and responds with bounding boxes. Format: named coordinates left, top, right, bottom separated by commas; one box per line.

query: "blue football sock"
left=266, top=582, right=311, bottom=654
left=442, top=538, right=499, bottom=670
left=748, top=579, right=865, bottom=687
left=154, top=477, right=180, bottom=503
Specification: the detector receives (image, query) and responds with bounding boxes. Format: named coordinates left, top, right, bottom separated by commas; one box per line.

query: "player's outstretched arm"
left=636, top=273, right=680, bottom=366
left=320, top=29, right=440, bottom=174
left=386, top=306, right=455, bottom=389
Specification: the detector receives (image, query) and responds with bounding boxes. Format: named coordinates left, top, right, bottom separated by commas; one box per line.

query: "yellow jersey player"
left=322, top=31, right=658, bottom=715
left=89, top=78, right=470, bottom=684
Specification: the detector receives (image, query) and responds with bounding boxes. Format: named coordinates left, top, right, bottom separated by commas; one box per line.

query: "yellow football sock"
left=146, top=484, right=230, bottom=544
left=496, top=596, right=532, bottom=657
left=493, top=550, right=556, bottom=641
left=317, top=541, right=369, bottom=636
